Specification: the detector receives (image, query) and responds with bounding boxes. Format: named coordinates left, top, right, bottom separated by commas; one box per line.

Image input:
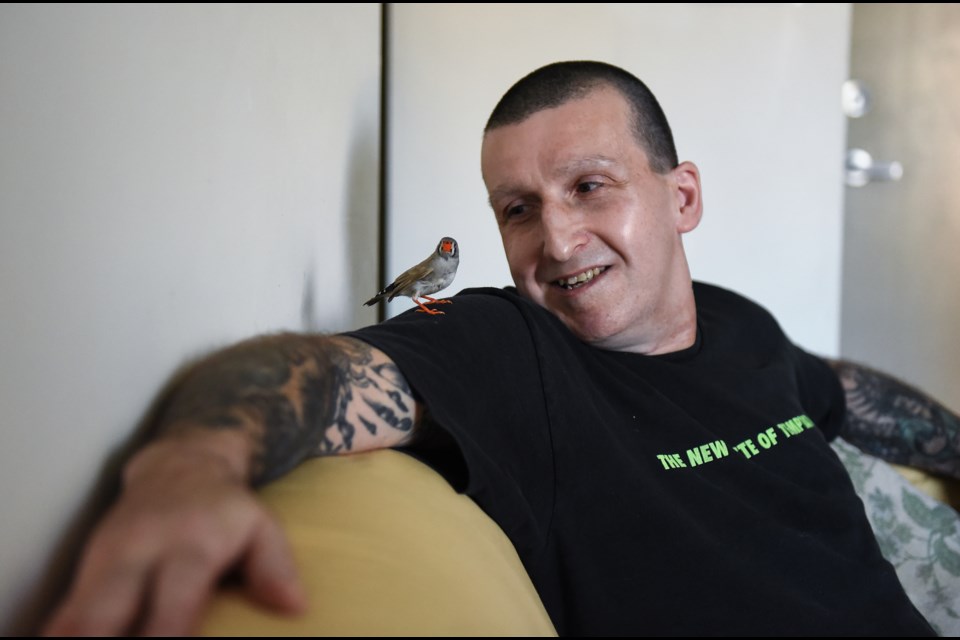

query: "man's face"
left=481, top=86, right=702, bottom=353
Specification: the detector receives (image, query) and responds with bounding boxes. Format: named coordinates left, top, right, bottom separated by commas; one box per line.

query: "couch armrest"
left=199, top=449, right=556, bottom=636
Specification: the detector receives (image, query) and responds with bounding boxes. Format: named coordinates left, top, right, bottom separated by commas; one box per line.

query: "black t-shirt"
left=348, top=282, right=934, bottom=636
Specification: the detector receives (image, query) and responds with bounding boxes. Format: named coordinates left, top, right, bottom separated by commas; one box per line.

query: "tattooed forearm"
left=313, top=338, right=417, bottom=455
left=829, top=359, right=960, bottom=479
left=158, top=334, right=418, bottom=486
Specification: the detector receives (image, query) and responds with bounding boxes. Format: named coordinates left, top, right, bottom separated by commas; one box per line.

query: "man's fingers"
left=43, top=562, right=146, bottom=636
left=42, top=450, right=306, bottom=636
left=243, top=517, right=308, bottom=613
left=140, top=551, right=220, bottom=636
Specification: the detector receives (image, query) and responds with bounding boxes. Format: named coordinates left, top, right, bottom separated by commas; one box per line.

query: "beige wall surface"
left=0, top=4, right=380, bottom=632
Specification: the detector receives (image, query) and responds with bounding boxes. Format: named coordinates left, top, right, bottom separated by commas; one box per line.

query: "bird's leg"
left=413, top=297, right=444, bottom=315
left=421, top=295, right=453, bottom=305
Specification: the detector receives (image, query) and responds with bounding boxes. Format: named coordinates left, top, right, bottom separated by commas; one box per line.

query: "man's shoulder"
left=692, top=281, right=790, bottom=354
left=348, top=285, right=550, bottom=348
left=452, top=285, right=526, bottom=305
left=692, top=281, right=780, bottom=323
left=418, top=286, right=544, bottom=320
left=363, top=286, right=529, bottom=323
left=412, top=286, right=558, bottom=325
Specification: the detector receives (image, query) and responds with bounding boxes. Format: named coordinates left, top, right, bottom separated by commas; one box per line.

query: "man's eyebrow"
left=487, top=185, right=525, bottom=209
left=552, top=154, right=620, bottom=177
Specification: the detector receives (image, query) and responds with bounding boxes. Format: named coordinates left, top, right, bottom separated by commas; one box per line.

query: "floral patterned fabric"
left=833, top=437, right=960, bottom=635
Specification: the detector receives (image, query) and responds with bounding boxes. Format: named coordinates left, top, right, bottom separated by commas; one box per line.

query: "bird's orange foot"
left=414, top=298, right=445, bottom=315
left=421, top=296, right=453, bottom=305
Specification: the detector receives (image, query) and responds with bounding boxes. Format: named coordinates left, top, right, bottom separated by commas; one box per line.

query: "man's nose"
left=540, top=202, right=587, bottom=263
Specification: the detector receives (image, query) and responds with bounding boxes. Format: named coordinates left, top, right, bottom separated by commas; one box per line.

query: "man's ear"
left=671, top=161, right=703, bottom=234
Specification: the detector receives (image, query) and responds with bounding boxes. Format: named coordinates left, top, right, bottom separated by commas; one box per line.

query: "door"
left=841, top=3, right=960, bottom=412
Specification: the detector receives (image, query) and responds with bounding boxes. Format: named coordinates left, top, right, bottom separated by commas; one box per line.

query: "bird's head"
left=437, top=237, right=459, bottom=260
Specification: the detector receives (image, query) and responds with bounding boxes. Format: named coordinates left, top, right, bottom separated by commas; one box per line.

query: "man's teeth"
left=557, top=267, right=606, bottom=289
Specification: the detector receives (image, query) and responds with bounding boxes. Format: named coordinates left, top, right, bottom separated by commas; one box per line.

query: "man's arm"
left=43, top=333, right=418, bottom=636
left=155, top=333, right=421, bottom=485
left=828, top=359, right=960, bottom=479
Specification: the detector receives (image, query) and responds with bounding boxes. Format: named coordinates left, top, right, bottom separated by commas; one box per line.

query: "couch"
left=199, top=450, right=556, bottom=636
left=199, top=444, right=960, bottom=636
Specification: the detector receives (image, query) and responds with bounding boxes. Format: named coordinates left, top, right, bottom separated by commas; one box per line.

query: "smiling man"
left=482, top=81, right=702, bottom=354
left=46, top=61, right=951, bottom=636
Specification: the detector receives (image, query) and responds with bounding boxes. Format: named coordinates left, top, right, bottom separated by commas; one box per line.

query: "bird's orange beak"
left=442, top=241, right=453, bottom=253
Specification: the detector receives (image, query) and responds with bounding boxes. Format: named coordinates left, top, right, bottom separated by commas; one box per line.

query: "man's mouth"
left=555, top=266, right=608, bottom=290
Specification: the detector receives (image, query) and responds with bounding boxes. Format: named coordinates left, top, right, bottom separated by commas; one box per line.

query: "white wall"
left=0, top=4, right=380, bottom=632
left=388, top=4, right=851, bottom=356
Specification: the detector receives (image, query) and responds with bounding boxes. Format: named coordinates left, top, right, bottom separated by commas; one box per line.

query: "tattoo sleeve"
left=158, top=334, right=419, bottom=486
left=829, top=359, right=960, bottom=479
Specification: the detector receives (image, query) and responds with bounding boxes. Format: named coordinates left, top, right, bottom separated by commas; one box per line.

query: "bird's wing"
left=387, top=261, right=433, bottom=301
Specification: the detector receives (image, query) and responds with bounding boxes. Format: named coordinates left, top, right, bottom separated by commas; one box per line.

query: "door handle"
left=845, top=148, right=903, bottom=187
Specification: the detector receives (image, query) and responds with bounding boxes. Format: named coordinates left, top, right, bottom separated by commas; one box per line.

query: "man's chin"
left=517, top=289, right=626, bottom=346
left=554, top=311, right=621, bottom=346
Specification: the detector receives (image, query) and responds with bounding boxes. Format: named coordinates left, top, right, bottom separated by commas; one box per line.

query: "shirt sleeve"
left=345, top=289, right=555, bottom=555
left=790, top=344, right=847, bottom=442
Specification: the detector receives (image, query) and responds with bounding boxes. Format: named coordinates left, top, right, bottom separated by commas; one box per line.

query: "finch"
left=364, top=237, right=459, bottom=315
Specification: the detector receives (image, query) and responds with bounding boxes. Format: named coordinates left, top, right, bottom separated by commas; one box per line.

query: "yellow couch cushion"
left=891, top=463, right=960, bottom=510
left=200, top=449, right=556, bottom=636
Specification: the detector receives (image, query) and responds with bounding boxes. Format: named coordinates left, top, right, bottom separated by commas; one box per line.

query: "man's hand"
left=43, top=434, right=307, bottom=636
left=42, top=334, right=417, bottom=635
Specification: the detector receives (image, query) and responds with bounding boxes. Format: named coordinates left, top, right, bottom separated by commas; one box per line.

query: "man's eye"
left=505, top=204, right=527, bottom=218
left=576, top=181, right=602, bottom=194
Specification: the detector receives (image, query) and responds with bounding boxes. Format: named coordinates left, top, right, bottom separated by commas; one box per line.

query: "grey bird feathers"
left=364, top=237, right=459, bottom=315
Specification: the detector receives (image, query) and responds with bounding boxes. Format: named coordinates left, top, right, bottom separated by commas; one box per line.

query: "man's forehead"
left=485, top=153, right=623, bottom=201
left=482, top=88, right=634, bottom=161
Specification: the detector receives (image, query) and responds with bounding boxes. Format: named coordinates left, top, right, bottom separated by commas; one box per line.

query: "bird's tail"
left=363, top=282, right=397, bottom=306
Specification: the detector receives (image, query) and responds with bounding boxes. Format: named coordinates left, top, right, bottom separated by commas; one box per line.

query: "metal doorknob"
left=845, top=148, right=904, bottom=187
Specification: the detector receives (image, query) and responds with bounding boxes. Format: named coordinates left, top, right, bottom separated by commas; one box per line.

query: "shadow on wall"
left=345, top=110, right=381, bottom=332
left=301, top=93, right=381, bottom=335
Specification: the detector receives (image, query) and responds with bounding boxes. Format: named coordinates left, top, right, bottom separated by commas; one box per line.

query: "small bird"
left=364, top=237, right=459, bottom=315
